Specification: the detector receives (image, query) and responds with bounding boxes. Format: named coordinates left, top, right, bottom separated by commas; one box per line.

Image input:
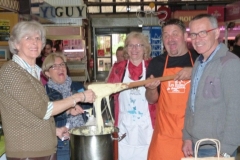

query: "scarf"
left=48, top=76, right=72, bottom=99
left=47, top=76, right=85, bottom=129
left=128, top=61, right=143, bottom=80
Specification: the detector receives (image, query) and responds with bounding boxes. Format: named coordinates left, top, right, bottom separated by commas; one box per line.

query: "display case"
left=63, top=39, right=90, bottom=83
left=95, top=35, right=112, bottom=81
left=93, top=34, right=126, bottom=81
left=61, top=39, right=85, bottom=61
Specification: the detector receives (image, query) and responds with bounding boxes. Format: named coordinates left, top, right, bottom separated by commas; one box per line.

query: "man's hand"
left=175, top=67, right=192, bottom=81
left=145, top=75, right=160, bottom=90
left=145, top=75, right=160, bottom=104
left=182, top=140, right=193, bottom=157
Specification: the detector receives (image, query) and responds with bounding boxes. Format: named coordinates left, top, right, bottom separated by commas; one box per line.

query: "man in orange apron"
left=145, top=19, right=199, bottom=160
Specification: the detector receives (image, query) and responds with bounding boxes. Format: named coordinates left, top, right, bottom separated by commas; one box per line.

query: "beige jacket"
left=0, top=61, right=57, bottom=158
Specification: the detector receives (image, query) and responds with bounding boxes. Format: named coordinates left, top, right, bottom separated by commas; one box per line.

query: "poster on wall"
left=142, top=26, right=151, bottom=44
left=142, top=26, right=163, bottom=58
left=151, top=26, right=162, bottom=57
left=0, top=19, right=10, bottom=41
left=0, top=49, right=7, bottom=61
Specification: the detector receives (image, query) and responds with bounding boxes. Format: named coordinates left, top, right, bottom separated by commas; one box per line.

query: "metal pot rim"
left=69, top=125, right=118, bottom=136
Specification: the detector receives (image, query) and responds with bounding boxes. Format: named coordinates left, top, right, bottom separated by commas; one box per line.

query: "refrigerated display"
left=94, top=34, right=126, bottom=81
left=95, top=35, right=112, bottom=81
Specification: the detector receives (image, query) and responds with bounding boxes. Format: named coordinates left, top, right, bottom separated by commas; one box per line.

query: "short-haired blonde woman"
left=0, top=21, right=95, bottom=160
left=107, top=31, right=155, bottom=160
left=42, top=52, right=92, bottom=160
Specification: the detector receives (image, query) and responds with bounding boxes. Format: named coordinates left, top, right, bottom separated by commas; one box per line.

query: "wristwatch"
left=221, top=153, right=230, bottom=158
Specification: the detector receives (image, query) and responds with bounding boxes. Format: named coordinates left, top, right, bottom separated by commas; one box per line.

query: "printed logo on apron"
left=130, top=87, right=141, bottom=95
left=167, top=80, right=191, bottom=93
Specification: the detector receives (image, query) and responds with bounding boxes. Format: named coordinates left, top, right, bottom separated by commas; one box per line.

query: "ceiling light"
left=126, top=6, right=131, bottom=11
left=64, top=49, right=84, bottom=52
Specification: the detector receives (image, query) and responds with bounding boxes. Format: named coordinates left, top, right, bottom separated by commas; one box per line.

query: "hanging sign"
left=40, top=5, right=87, bottom=19
left=225, top=1, right=240, bottom=22
left=207, top=6, right=225, bottom=23
left=172, top=10, right=207, bottom=26
left=157, top=6, right=171, bottom=21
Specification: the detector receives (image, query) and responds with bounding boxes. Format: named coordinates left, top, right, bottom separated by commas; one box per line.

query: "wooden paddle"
left=125, top=75, right=176, bottom=88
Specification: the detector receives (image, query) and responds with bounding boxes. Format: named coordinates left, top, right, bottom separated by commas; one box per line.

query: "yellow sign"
left=149, top=2, right=155, bottom=9
left=0, top=19, right=10, bottom=41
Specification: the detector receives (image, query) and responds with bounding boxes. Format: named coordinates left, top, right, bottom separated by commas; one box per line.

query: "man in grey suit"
left=182, top=14, right=240, bottom=158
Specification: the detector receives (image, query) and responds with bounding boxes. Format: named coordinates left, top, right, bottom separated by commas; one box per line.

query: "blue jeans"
left=57, top=139, right=70, bottom=160
left=193, top=145, right=237, bottom=159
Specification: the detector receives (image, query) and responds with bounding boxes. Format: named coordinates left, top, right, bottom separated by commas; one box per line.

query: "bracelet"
left=72, top=97, right=76, bottom=107
left=82, top=92, right=86, bottom=102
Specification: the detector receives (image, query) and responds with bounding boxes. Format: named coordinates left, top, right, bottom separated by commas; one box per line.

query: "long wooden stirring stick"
left=125, top=75, right=176, bottom=88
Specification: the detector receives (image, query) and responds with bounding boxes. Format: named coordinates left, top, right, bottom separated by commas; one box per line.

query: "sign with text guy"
left=40, top=5, right=86, bottom=19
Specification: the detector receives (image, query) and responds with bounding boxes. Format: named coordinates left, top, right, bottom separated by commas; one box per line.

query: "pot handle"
left=112, top=133, right=126, bottom=142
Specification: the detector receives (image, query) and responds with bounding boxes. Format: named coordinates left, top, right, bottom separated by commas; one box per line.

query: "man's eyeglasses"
left=49, top=62, right=66, bottom=70
left=127, top=44, right=144, bottom=49
left=189, top=28, right=218, bottom=40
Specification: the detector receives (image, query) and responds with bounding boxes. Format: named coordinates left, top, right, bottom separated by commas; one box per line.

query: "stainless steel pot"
left=69, top=125, right=118, bottom=160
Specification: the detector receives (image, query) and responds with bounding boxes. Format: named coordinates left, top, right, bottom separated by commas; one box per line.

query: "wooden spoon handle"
left=126, top=75, right=175, bottom=88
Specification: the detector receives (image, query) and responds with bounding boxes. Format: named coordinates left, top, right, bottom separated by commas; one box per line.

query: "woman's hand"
left=83, top=89, right=96, bottom=103
left=56, top=126, right=69, bottom=140
left=73, top=89, right=96, bottom=103
left=68, top=105, right=84, bottom=116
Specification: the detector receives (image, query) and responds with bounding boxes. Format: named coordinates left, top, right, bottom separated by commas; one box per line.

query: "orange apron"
left=148, top=53, right=193, bottom=160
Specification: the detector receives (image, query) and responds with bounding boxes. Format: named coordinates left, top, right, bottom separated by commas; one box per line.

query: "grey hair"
left=190, top=14, right=218, bottom=28
left=8, top=21, right=46, bottom=55
left=124, top=32, right=151, bottom=58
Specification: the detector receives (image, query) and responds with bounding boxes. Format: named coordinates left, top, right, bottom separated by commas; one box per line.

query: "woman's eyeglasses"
left=127, top=44, right=144, bottom=49
left=49, top=62, right=66, bottom=70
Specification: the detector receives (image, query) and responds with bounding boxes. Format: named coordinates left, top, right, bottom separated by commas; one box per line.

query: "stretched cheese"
left=88, top=83, right=128, bottom=133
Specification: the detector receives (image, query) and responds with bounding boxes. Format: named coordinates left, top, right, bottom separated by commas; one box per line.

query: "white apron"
left=118, top=60, right=153, bottom=160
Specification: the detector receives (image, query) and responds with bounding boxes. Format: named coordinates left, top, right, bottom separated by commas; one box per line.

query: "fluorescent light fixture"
left=138, top=24, right=143, bottom=27
left=64, top=49, right=84, bottom=52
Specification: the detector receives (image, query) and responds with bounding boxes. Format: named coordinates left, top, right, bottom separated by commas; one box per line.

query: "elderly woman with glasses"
left=107, top=32, right=155, bottom=160
left=42, top=52, right=92, bottom=160
left=0, top=21, right=95, bottom=160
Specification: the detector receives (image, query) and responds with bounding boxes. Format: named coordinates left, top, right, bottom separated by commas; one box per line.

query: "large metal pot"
left=69, top=125, right=118, bottom=160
